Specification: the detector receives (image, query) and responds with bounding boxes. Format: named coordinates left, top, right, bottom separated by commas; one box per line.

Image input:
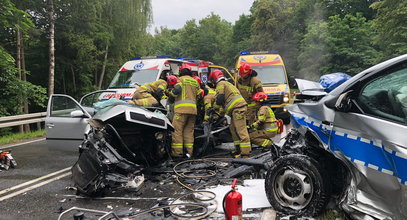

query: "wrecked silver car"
left=72, top=103, right=173, bottom=196
left=265, top=54, right=407, bottom=219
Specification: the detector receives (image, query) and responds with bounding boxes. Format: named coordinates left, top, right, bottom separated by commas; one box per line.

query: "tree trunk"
left=21, top=36, right=30, bottom=132
left=98, top=44, right=109, bottom=89
left=62, top=72, right=66, bottom=94
left=48, top=0, right=55, bottom=96
left=71, top=65, right=76, bottom=92
left=94, top=65, right=98, bottom=86
left=16, top=28, right=24, bottom=133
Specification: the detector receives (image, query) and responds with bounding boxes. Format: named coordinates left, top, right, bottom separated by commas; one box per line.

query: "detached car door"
left=330, top=60, right=407, bottom=218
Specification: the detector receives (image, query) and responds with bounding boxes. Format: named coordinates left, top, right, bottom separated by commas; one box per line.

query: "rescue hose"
left=126, top=191, right=217, bottom=219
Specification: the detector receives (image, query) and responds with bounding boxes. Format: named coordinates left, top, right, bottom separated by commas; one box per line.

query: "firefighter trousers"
left=229, top=106, right=251, bottom=155
left=171, top=113, right=196, bottom=157
left=134, top=96, right=158, bottom=107
left=249, top=130, right=277, bottom=148
left=133, top=91, right=158, bottom=107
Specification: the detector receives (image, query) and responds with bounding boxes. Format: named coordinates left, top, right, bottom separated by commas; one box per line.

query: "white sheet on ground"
left=205, top=179, right=271, bottom=213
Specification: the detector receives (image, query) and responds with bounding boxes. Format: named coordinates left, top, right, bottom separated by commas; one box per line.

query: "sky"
left=149, top=0, right=255, bottom=33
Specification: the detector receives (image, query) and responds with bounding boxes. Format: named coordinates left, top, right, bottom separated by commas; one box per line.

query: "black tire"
left=265, top=154, right=330, bottom=217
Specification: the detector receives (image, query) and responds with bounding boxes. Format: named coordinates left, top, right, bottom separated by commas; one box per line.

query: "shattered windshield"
left=108, top=69, right=159, bottom=88
left=253, top=66, right=287, bottom=84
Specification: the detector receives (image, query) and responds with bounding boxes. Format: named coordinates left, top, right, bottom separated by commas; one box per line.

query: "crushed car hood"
left=93, top=104, right=173, bottom=130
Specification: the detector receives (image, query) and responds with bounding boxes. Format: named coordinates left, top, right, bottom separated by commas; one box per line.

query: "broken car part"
left=71, top=104, right=173, bottom=196
left=0, top=150, right=17, bottom=171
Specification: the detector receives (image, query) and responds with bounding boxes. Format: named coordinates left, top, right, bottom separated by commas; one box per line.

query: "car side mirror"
left=334, top=91, right=352, bottom=112
left=70, top=110, right=87, bottom=118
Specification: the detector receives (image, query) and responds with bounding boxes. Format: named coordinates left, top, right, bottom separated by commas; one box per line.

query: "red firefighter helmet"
left=167, top=75, right=177, bottom=86
left=180, top=63, right=192, bottom=76
left=252, top=92, right=268, bottom=102
left=193, top=76, right=202, bottom=85
left=208, top=70, right=225, bottom=83
left=239, top=63, right=253, bottom=77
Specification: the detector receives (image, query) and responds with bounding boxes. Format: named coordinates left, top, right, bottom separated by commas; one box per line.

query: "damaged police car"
left=265, top=54, right=407, bottom=219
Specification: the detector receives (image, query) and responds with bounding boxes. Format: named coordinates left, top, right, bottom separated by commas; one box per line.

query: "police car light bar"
left=240, top=50, right=279, bottom=55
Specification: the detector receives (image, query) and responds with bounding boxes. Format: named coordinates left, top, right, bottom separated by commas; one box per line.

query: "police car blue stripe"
left=292, top=114, right=407, bottom=184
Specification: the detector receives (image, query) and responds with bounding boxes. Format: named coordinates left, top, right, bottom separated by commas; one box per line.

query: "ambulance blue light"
left=131, top=57, right=142, bottom=60
left=156, top=55, right=169, bottom=58
left=240, top=50, right=279, bottom=55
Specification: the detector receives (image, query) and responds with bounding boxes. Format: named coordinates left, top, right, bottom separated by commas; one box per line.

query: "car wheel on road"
left=265, top=154, right=330, bottom=217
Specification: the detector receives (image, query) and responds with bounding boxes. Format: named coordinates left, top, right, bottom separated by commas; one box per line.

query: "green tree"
left=147, top=28, right=182, bottom=57
left=196, top=13, right=233, bottom=65
left=298, top=14, right=378, bottom=79
left=371, top=0, right=407, bottom=60
left=230, top=14, right=253, bottom=65
left=178, top=19, right=200, bottom=58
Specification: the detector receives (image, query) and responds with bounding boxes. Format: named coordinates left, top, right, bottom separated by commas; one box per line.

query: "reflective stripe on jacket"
left=256, top=105, right=278, bottom=131
left=133, top=79, right=167, bottom=99
left=214, top=80, right=247, bottom=115
left=237, top=76, right=263, bottom=105
left=147, top=79, right=167, bottom=94
left=170, top=76, right=200, bottom=115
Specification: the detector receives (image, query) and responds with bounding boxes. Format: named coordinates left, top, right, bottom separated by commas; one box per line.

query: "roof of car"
left=120, top=58, right=182, bottom=71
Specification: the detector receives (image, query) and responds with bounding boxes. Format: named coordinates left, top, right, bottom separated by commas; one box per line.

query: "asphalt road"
left=0, top=125, right=293, bottom=220
left=0, top=140, right=178, bottom=220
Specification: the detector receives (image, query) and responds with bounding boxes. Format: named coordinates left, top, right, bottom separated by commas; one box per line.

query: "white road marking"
left=0, top=172, right=71, bottom=202
left=0, top=167, right=71, bottom=196
left=0, top=138, right=46, bottom=149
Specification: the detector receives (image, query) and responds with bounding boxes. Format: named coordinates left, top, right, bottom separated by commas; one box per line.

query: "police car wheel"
left=265, top=154, right=330, bottom=217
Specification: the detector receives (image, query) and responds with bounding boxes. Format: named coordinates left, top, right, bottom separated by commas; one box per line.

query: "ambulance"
left=235, top=51, right=292, bottom=123
left=104, top=56, right=184, bottom=101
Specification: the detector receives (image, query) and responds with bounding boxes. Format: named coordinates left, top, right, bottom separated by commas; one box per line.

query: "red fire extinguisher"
left=223, top=178, right=242, bottom=220
left=277, top=119, right=284, bottom=134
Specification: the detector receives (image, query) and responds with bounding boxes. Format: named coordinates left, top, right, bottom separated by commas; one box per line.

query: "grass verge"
left=0, top=129, right=46, bottom=146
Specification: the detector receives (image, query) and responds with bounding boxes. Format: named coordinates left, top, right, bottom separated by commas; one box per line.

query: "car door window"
left=357, top=64, right=407, bottom=124
left=80, top=91, right=117, bottom=108
left=51, top=96, right=82, bottom=117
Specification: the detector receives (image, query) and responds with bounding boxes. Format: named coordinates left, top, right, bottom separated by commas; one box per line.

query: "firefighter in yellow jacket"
left=203, top=86, right=216, bottom=122
left=236, top=63, right=263, bottom=125
left=169, top=64, right=202, bottom=158
left=208, top=70, right=251, bottom=157
left=249, top=92, right=278, bottom=150
left=131, top=78, right=168, bottom=107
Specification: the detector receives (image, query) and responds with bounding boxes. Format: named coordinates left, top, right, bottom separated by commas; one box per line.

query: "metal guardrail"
left=0, top=112, right=46, bottom=129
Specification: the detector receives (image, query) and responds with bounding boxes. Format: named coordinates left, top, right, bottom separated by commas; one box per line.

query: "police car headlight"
left=283, top=95, right=289, bottom=103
